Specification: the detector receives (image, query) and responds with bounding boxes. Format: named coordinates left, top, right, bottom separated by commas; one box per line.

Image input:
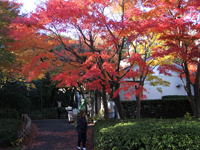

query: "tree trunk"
left=102, top=90, right=109, bottom=119
left=91, top=96, right=94, bottom=117
left=183, top=61, right=200, bottom=119
left=193, top=63, right=200, bottom=118
left=189, top=81, right=200, bottom=119
left=71, top=88, right=75, bottom=106
left=188, top=96, right=198, bottom=118
left=136, top=95, right=141, bottom=119
left=50, top=85, right=57, bottom=107
left=111, top=82, right=125, bottom=119
left=113, top=95, right=125, bottom=119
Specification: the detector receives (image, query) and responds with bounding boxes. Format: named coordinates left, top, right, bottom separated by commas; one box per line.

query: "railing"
left=18, top=114, right=32, bottom=146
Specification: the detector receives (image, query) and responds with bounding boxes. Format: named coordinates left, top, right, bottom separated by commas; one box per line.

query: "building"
left=119, top=59, right=193, bottom=100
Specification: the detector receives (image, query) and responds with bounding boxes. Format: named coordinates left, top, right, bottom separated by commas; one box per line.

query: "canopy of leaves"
left=8, top=0, right=200, bottom=102
left=0, top=0, right=20, bottom=66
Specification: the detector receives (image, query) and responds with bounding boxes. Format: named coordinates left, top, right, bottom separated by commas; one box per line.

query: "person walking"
left=57, top=100, right=62, bottom=119
left=76, top=109, right=87, bottom=150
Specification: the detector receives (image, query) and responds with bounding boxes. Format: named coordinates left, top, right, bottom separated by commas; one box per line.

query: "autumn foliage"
left=6, top=0, right=200, bottom=118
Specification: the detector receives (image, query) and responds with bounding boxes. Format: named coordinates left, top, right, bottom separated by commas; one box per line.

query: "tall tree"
left=0, top=0, right=20, bottom=65
left=10, top=0, right=180, bottom=119
left=0, top=0, right=22, bottom=95
left=148, top=0, right=200, bottom=118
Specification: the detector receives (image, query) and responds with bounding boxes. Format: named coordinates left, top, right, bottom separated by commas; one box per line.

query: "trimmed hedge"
left=0, top=118, right=22, bottom=148
left=93, top=119, right=200, bottom=150
left=162, top=95, right=194, bottom=100
left=121, top=99, right=193, bottom=119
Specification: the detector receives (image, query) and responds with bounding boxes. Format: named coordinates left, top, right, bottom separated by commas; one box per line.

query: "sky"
left=15, top=0, right=45, bottom=13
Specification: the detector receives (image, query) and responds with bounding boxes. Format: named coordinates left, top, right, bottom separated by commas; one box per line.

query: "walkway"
left=23, top=119, right=94, bottom=150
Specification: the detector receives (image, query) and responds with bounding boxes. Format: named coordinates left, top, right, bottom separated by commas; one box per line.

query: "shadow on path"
left=24, top=119, right=94, bottom=150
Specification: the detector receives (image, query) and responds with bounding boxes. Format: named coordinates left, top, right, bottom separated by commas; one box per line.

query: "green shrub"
left=29, top=110, right=43, bottom=120
left=30, top=107, right=68, bottom=120
left=92, top=119, right=123, bottom=147
left=0, top=118, right=22, bottom=148
left=184, top=112, right=194, bottom=120
left=93, top=119, right=200, bottom=150
left=0, top=108, right=20, bottom=119
left=121, top=99, right=193, bottom=119
left=7, top=109, right=20, bottom=119
left=2, top=93, right=31, bottom=115
left=42, top=108, right=58, bottom=119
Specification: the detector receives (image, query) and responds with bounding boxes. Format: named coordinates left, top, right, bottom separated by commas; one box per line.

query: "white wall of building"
left=143, top=75, right=186, bottom=99
left=120, top=64, right=194, bottom=100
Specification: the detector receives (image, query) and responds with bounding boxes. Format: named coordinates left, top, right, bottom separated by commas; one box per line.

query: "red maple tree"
left=149, top=0, right=200, bottom=118
left=9, top=0, right=199, bottom=119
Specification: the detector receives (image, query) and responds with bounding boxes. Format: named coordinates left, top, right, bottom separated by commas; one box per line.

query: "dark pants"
left=57, top=110, right=61, bottom=119
left=78, top=132, right=86, bottom=147
left=57, top=107, right=62, bottom=119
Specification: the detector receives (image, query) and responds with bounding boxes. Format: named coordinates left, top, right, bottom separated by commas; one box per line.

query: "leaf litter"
left=22, top=123, right=94, bottom=150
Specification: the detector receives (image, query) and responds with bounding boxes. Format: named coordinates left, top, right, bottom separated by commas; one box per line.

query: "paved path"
left=24, top=119, right=94, bottom=150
